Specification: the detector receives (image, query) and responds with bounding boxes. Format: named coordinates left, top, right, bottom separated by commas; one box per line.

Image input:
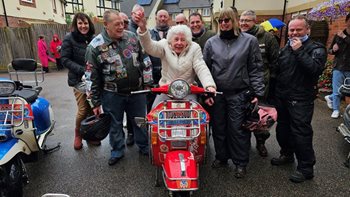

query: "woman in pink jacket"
left=50, top=34, right=63, bottom=70
left=37, top=35, right=50, bottom=72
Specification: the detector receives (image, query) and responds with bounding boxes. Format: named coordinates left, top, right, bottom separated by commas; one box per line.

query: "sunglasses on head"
left=218, top=18, right=231, bottom=24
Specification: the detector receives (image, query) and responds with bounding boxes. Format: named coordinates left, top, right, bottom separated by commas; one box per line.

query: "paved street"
left=2, top=70, right=349, bottom=197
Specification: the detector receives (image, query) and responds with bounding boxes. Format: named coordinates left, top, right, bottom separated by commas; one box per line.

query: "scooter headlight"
left=168, top=79, right=190, bottom=99
left=0, top=80, right=16, bottom=96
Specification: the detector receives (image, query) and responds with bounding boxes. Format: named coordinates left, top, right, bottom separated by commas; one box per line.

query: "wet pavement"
left=2, top=71, right=349, bottom=197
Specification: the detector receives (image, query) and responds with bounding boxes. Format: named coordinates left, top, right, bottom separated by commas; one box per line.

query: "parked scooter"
left=133, top=79, right=219, bottom=197
left=337, top=77, right=350, bottom=168
left=0, top=59, right=58, bottom=197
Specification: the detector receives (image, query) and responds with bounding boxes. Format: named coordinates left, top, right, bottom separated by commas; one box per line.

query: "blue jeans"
left=331, top=70, right=350, bottom=111
left=101, top=91, right=148, bottom=158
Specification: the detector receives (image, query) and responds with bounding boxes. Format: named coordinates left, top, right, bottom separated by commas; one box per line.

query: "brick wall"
left=327, top=15, right=347, bottom=47
left=0, top=16, right=31, bottom=27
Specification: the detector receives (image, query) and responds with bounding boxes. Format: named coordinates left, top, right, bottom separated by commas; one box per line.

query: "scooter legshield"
left=0, top=138, right=17, bottom=164
left=163, top=150, right=198, bottom=191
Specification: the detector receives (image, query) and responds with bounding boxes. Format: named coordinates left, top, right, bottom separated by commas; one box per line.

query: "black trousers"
left=275, top=97, right=316, bottom=175
left=211, top=91, right=251, bottom=167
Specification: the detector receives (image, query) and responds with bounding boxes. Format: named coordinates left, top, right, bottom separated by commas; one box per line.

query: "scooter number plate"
left=172, top=129, right=186, bottom=137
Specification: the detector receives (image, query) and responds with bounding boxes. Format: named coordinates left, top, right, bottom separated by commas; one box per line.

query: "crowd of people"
left=53, top=5, right=345, bottom=184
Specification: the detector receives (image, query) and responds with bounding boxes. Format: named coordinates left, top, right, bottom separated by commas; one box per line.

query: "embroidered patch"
left=123, top=49, right=132, bottom=58
left=90, top=34, right=104, bottom=48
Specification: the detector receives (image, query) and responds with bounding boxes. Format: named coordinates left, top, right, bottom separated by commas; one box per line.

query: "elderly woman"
left=134, top=11, right=216, bottom=107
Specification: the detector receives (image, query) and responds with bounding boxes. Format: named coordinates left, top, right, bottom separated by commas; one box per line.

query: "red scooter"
left=133, top=79, right=218, bottom=197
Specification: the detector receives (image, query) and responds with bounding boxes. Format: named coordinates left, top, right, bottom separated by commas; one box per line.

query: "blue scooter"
left=0, top=59, right=59, bottom=197
left=337, top=77, right=350, bottom=168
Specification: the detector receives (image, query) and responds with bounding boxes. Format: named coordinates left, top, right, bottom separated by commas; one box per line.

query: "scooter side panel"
left=0, top=139, right=31, bottom=165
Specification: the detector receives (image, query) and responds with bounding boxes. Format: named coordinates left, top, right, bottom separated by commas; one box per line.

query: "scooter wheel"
left=155, top=167, right=163, bottom=187
left=0, top=156, right=24, bottom=197
left=344, top=158, right=350, bottom=168
left=171, top=191, right=191, bottom=197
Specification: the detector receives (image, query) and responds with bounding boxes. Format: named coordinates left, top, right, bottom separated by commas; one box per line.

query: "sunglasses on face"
left=218, top=18, right=231, bottom=24
left=124, top=20, right=129, bottom=25
left=176, top=21, right=185, bottom=24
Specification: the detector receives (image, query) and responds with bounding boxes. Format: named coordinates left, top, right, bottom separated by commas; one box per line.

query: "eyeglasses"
left=239, top=19, right=253, bottom=23
left=218, top=18, right=231, bottom=24
left=176, top=21, right=185, bottom=24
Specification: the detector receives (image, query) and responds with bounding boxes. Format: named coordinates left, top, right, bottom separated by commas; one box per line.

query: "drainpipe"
left=2, top=0, right=9, bottom=27
left=280, top=0, right=288, bottom=45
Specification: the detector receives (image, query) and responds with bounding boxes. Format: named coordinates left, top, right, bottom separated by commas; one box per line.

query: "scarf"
left=219, top=29, right=237, bottom=40
left=246, top=25, right=259, bottom=36
left=72, top=30, right=93, bottom=44
left=193, top=28, right=205, bottom=38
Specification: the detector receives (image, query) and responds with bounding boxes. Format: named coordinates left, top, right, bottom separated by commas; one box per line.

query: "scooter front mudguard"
left=162, top=150, right=198, bottom=191
left=0, top=139, right=31, bottom=165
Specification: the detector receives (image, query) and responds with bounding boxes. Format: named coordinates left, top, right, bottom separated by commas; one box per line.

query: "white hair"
left=132, top=4, right=144, bottom=13
left=166, top=24, right=192, bottom=45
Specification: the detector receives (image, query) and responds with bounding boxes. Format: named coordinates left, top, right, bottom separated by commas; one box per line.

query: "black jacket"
left=275, top=39, right=327, bottom=100
left=329, top=29, right=350, bottom=71
left=61, top=32, right=92, bottom=87
left=203, top=33, right=265, bottom=97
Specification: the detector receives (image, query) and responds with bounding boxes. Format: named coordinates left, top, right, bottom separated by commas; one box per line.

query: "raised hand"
left=133, top=9, right=147, bottom=33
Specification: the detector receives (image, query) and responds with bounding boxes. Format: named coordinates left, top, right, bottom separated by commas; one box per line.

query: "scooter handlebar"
left=131, top=89, right=152, bottom=94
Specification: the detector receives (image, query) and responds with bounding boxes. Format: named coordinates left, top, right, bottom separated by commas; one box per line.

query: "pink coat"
left=37, top=38, right=48, bottom=67
left=50, top=34, right=62, bottom=59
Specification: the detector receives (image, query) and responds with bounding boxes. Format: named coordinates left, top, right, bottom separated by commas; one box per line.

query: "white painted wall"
left=2, top=0, right=66, bottom=24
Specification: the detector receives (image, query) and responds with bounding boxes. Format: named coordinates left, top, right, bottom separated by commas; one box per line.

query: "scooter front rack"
left=0, top=96, right=26, bottom=129
left=157, top=108, right=201, bottom=141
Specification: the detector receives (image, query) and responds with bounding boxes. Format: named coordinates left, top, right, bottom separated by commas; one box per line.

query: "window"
left=96, top=0, right=120, bottom=17
left=65, top=0, right=84, bottom=15
left=52, top=0, right=57, bottom=13
left=97, top=0, right=105, bottom=17
left=111, top=0, right=117, bottom=9
left=137, top=0, right=152, bottom=6
left=202, top=8, right=210, bottom=16
left=291, top=10, right=307, bottom=18
left=164, top=0, right=179, bottom=4
left=19, top=0, right=36, bottom=7
left=190, top=9, right=197, bottom=14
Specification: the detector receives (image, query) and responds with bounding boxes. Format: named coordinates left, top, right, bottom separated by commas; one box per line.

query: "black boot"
left=255, top=132, right=270, bottom=157
left=256, top=141, right=268, bottom=157
left=126, top=133, right=134, bottom=146
left=271, top=155, right=295, bottom=166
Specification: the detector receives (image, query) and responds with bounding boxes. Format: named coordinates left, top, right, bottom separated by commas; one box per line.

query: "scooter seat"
left=12, top=89, right=39, bottom=104
left=11, top=58, right=37, bottom=71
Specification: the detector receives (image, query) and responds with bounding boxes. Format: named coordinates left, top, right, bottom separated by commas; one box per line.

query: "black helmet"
left=80, top=113, right=111, bottom=141
left=242, top=102, right=277, bottom=131
left=339, top=78, right=350, bottom=97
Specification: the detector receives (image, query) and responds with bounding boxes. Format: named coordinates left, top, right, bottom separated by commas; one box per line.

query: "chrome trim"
left=162, top=164, right=198, bottom=181
left=157, top=107, right=201, bottom=141
left=179, top=154, right=186, bottom=177
left=0, top=97, right=26, bottom=129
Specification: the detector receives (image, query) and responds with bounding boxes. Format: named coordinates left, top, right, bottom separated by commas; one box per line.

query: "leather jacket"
left=275, top=39, right=327, bottom=101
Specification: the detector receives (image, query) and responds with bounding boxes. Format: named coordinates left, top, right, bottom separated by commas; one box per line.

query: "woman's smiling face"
left=170, top=33, right=188, bottom=55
